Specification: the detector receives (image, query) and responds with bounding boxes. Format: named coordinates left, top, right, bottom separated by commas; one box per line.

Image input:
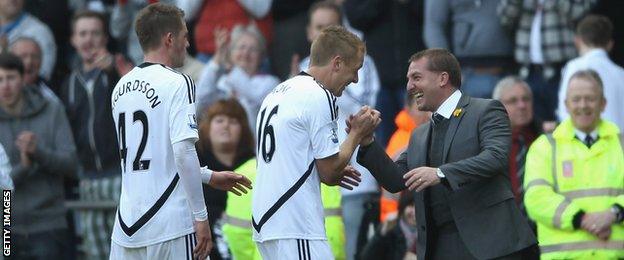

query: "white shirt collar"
left=435, top=90, right=462, bottom=119
left=583, top=48, right=608, bottom=59
left=574, top=128, right=598, bottom=142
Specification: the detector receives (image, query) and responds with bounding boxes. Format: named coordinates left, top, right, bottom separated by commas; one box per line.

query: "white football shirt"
left=251, top=72, right=340, bottom=242
left=110, top=62, right=199, bottom=247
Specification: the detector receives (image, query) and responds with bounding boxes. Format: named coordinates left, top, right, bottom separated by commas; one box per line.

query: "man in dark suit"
left=354, top=49, right=537, bottom=260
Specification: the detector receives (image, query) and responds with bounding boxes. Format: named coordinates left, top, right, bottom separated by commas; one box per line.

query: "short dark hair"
left=576, top=15, right=613, bottom=48
left=135, top=3, right=185, bottom=52
left=308, top=1, right=343, bottom=24
left=71, top=10, right=108, bottom=35
left=409, top=48, right=462, bottom=88
left=0, top=53, right=25, bottom=75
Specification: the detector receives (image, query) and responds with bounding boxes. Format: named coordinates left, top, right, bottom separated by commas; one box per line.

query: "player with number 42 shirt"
left=110, top=61, right=200, bottom=247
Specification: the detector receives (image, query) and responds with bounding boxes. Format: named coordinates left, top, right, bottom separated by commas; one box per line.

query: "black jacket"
left=61, top=67, right=120, bottom=177
left=361, top=222, right=410, bottom=260
left=344, top=0, right=425, bottom=89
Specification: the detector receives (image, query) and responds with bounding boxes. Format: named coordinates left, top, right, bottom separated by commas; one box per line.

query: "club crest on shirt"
left=188, top=114, right=197, bottom=129
left=331, top=129, right=339, bottom=143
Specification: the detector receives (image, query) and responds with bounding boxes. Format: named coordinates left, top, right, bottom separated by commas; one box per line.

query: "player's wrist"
left=193, top=207, right=208, bottom=222
left=200, top=167, right=213, bottom=184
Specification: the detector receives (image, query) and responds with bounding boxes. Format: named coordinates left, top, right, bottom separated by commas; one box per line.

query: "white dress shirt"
left=433, top=89, right=462, bottom=178
left=557, top=48, right=624, bottom=131
left=529, top=0, right=545, bottom=64
left=435, top=89, right=463, bottom=119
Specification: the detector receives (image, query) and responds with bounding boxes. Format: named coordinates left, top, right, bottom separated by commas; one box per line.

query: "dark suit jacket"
left=357, top=95, right=536, bottom=260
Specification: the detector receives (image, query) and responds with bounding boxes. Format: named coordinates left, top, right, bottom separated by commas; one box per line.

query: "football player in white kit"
left=109, top=3, right=252, bottom=260
left=251, top=25, right=380, bottom=260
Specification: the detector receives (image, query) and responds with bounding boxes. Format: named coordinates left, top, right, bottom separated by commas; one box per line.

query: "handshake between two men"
left=344, top=105, right=440, bottom=192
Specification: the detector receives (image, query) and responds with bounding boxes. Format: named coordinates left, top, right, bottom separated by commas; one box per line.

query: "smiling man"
left=524, top=69, right=624, bottom=260
left=355, top=48, right=537, bottom=260
left=59, top=11, right=123, bottom=259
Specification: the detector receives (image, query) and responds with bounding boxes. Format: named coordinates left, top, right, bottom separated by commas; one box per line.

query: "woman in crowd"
left=196, top=24, right=279, bottom=130
left=196, top=98, right=256, bottom=260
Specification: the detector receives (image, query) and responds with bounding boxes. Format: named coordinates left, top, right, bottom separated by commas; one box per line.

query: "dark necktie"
left=431, top=113, right=445, bottom=126
left=584, top=135, right=595, bottom=148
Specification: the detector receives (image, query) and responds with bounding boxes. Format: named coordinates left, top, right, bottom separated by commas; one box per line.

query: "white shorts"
left=110, top=233, right=208, bottom=260
left=256, top=239, right=334, bottom=260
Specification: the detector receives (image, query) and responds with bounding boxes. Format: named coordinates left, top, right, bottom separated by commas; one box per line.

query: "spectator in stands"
left=196, top=24, right=279, bottom=130
left=361, top=193, right=418, bottom=260
left=9, top=37, right=60, bottom=103
left=176, top=0, right=273, bottom=63
left=0, top=0, right=57, bottom=80
left=498, top=0, right=594, bottom=121
left=60, top=11, right=122, bottom=260
left=589, top=0, right=624, bottom=67
left=196, top=98, right=256, bottom=260
left=23, top=0, right=71, bottom=88
left=294, top=3, right=381, bottom=259
left=205, top=98, right=259, bottom=260
left=425, top=0, right=514, bottom=99
left=492, top=76, right=542, bottom=260
left=344, top=0, right=425, bottom=148
left=493, top=76, right=541, bottom=213
left=0, top=53, right=77, bottom=259
left=557, top=14, right=624, bottom=131
left=524, top=69, right=624, bottom=259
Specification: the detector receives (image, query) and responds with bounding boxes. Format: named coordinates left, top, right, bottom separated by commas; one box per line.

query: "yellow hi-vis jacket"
left=223, top=158, right=261, bottom=260
left=321, top=184, right=346, bottom=260
left=524, top=119, right=624, bottom=259
left=222, top=158, right=346, bottom=260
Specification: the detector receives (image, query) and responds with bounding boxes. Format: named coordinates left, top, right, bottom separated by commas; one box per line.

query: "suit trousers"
left=429, top=225, right=524, bottom=260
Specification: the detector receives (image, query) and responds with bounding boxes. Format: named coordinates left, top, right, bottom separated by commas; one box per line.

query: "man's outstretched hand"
left=324, top=165, right=362, bottom=190
left=209, top=171, right=253, bottom=196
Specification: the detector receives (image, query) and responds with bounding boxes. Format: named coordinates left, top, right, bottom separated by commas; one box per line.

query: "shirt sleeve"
left=0, top=143, right=13, bottom=190
left=170, top=74, right=199, bottom=145
left=304, top=87, right=340, bottom=159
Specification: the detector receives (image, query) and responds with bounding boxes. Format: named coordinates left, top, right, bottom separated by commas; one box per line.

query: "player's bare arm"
left=316, top=106, right=380, bottom=185
left=323, top=164, right=362, bottom=190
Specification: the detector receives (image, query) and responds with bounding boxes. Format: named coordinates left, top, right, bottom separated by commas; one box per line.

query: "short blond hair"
left=309, top=25, right=365, bottom=67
